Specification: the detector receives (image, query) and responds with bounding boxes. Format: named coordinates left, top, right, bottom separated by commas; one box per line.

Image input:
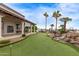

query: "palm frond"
left=43, top=12, right=49, bottom=17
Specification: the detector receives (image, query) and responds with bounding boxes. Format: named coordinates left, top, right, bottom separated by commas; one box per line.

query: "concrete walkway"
left=10, top=32, right=36, bottom=43
left=1, top=32, right=36, bottom=43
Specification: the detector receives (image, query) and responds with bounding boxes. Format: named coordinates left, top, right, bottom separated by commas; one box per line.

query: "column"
left=22, top=21, right=25, bottom=35
left=0, top=16, right=2, bottom=38
left=30, top=25, right=32, bottom=33
left=34, top=25, right=35, bottom=32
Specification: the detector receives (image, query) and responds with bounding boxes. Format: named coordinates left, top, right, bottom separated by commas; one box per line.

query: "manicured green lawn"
left=0, top=33, right=79, bottom=56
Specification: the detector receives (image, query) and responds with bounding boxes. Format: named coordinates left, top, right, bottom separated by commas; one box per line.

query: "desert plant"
left=60, top=17, right=72, bottom=32
left=43, top=12, right=49, bottom=32
left=32, top=25, right=37, bottom=32
left=52, top=10, right=62, bottom=31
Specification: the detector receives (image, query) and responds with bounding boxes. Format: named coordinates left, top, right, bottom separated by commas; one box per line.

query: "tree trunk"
left=55, top=18, right=57, bottom=31
left=45, top=17, right=47, bottom=32
left=51, top=26, right=53, bottom=32
left=64, top=21, right=66, bottom=32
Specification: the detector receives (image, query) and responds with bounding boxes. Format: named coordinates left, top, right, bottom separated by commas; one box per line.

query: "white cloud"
left=5, top=3, right=79, bottom=29
left=58, top=3, right=79, bottom=29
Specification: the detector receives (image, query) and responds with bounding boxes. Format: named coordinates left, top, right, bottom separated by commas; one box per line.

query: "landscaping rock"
left=69, top=39, right=75, bottom=44
left=66, top=33, right=71, bottom=38
left=51, top=34, right=55, bottom=38
left=54, top=33, right=61, bottom=37
left=75, top=37, right=79, bottom=41
left=59, top=36, right=65, bottom=40
left=64, top=38, right=70, bottom=42
left=48, top=33, right=55, bottom=38
left=55, top=37, right=60, bottom=40
left=49, top=31, right=79, bottom=47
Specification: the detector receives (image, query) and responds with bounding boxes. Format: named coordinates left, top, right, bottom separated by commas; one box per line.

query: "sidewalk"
left=0, top=32, right=36, bottom=43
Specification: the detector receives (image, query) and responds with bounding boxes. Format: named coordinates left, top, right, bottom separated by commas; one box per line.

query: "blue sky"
left=5, top=3, right=79, bottom=29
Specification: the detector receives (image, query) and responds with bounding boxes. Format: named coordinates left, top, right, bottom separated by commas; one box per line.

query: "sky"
left=4, top=3, right=79, bottom=29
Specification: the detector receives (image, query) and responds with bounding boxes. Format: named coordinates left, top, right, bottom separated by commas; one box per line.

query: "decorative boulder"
left=69, top=39, right=75, bottom=44
left=55, top=37, right=60, bottom=40
left=64, top=38, right=70, bottom=42
left=75, top=37, right=79, bottom=42
left=59, top=35, right=65, bottom=40
left=50, top=33, right=55, bottom=38
left=66, top=33, right=71, bottom=38
left=54, top=32, right=61, bottom=37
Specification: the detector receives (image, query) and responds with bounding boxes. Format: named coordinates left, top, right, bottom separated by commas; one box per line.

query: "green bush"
left=22, top=34, right=26, bottom=37
left=58, top=29, right=65, bottom=34
left=32, top=25, right=37, bottom=32
left=0, top=40, right=10, bottom=44
left=58, top=29, right=69, bottom=34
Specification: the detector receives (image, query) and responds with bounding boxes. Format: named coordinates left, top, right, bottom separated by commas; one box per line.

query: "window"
left=16, top=24, right=20, bottom=29
left=7, top=26, right=14, bottom=33
left=16, top=24, right=21, bottom=33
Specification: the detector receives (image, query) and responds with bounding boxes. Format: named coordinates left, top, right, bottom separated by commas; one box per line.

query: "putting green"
left=0, top=33, right=79, bottom=56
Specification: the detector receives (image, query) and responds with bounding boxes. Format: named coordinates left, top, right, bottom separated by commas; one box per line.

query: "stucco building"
left=0, top=3, right=36, bottom=39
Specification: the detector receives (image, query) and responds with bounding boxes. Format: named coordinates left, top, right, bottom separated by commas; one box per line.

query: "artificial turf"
left=0, top=33, right=79, bottom=56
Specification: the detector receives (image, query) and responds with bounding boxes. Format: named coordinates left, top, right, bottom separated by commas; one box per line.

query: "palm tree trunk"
left=64, top=21, right=66, bottom=32
left=45, top=17, right=47, bottom=32
left=55, top=18, right=57, bottom=31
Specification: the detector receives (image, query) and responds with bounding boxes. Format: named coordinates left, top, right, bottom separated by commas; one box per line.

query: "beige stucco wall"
left=25, top=22, right=31, bottom=27
left=0, top=15, right=3, bottom=38
left=3, top=21, right=16, bottom=35
left=25, top=22, right=33, bottom=32
left=2, top=14, right=22, bottom=36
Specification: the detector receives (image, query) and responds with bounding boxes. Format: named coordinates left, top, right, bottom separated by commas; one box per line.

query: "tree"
left=59, top=25, right=64, bottom=34
left=32, top=25, right=37, bottom=32
left=43, top=12, right=49, bottom=32
left=52, top=10, right=61, bottom=31
left=59, top=24, right=64, bottom=29
left=50, top=24, right=54, bottom=31
left=60, top=17, right=72, bottom=32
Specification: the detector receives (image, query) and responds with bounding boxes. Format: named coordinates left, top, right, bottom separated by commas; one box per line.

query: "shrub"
left=58, top=29, right=65, bottom=34
left=22, top=34, right=26, bottom=37
left=32, top=25, right=37, bottom=32
left=0, top=40, right=10, bottom=44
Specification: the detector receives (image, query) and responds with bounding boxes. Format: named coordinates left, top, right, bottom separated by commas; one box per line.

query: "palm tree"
left=52, top=10, right=62, bottom=31
left=50, top=24, right=54, bottom=32
left=60, top=17, right=72, bottom=32
left=43, top=12, right=49, bottom=32
left=59, top=24, right=64, bottom=29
